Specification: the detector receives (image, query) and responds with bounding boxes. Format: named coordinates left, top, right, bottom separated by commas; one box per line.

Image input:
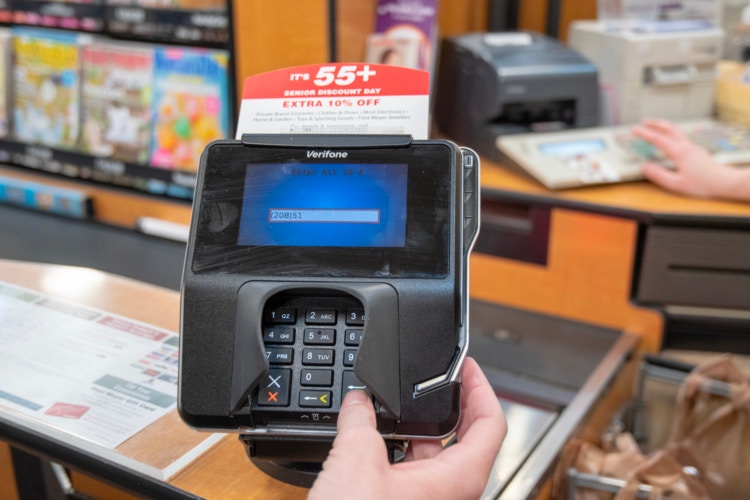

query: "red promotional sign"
left=236, top=63, right=431, bottom=139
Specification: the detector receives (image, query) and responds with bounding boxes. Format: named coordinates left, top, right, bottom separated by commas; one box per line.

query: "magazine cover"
left=12, top=27, right=87, bottom=150
left=0, top=28, right=11, bottom=137
left=150, top=45, right=229, bottom=172
left=81, top=40, right=154, bottom=164
left=373, top=0, right=438, bottom=73
left=365, top=33, right=420, bottom=68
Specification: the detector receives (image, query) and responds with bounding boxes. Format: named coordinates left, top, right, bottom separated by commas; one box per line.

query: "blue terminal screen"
left=538, top=138, right=606, bottom=157
left=237, top=163, right=408, bottom=247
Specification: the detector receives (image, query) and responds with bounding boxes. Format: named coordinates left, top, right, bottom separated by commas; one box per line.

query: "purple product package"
left=373, top=0, right=438, bottom=72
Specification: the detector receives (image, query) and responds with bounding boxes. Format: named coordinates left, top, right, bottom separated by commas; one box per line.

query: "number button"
left=265, top=308, right=296, bottom=324
left=343, top=349, right=357, bottom=367
left=266, top=347, right=293, bottom=365
left=300, top=369, right=333, bottom=387
left=263, top=327, right=294, bottom=344
left=344, top=329, right=363, bottom=346
left=306, top=309, right=336, bottom=325
left=304, top=328, right=335, bottom=345
left=303, top=348, right=335, bottom=366
left=346, top=309, right=365, bottom=326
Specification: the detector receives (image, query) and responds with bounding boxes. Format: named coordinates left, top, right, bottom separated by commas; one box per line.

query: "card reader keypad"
left=253, top=294, right=366, bottom=425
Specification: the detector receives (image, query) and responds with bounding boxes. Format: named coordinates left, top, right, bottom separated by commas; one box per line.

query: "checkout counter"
left=2, top=145, right=750, bottom=500
left=434, top=32, right=750, bottom=488
left=468, top=151, right=750, bottom=498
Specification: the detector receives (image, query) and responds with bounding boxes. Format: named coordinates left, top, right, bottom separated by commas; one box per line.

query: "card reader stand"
left=241, top=432, right=407, bottom=488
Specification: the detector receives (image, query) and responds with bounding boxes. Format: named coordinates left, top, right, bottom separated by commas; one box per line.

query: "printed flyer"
left=0, top=282, right=180, bottom=449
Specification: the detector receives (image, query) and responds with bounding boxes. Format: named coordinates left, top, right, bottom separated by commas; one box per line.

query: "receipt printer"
left=178, top=134, right=479, bottom=485
left=434, top=31, right=599, bottom=161
left=568, top=20, right=724, bottom=125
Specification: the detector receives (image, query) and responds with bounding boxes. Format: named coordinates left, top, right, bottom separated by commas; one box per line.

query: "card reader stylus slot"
left=241, top=133, right=413, bottom=149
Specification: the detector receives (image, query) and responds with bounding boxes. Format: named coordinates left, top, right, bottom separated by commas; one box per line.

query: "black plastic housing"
left=178, top=134, right=478, bottom=440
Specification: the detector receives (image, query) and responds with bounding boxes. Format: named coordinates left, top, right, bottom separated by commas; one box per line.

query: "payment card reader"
left=178, top=134, right=480, bottom=486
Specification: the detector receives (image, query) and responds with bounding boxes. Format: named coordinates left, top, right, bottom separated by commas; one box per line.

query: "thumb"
left=329, top=390, right=387, bottom=461
left=311, top=391, right=389, bottom=497
left=337, top=390, right=378, bottom=433
left=642, top=162, right=683, bottom=192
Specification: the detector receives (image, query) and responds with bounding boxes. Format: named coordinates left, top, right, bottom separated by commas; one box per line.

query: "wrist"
left=709, top=166, right=750, bottom=202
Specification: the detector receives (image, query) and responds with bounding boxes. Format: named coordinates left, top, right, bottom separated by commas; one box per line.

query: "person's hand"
left=308, top=357, right=506, bottom=500
left=630, top=119, right=741, bottom=199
